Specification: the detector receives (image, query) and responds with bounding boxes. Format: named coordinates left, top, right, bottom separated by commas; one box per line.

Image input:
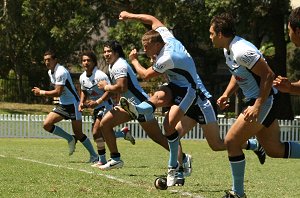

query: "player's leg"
left=43, top=111, right=75, bottom=155
left=257, top=119, right=300, bottom=159
left=98, top=107, right=131, bottom=170
left=91, top=117, right=107, bottom=166
left=72, top=119, right=98, bottom=162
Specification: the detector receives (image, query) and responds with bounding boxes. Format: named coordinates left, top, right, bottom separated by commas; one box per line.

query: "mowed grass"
left=1, top=139, right=300, bottom=198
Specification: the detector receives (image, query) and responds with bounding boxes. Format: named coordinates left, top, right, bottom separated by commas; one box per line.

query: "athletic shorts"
left=92, top=105, right=113, bottom=124
left=53, top=103, right=82, bottom=120
left=165, top=82, right=197, bottom=114
left=185, top=97, right=218, bottom=125
left=243, top=94, right=277, bottom=127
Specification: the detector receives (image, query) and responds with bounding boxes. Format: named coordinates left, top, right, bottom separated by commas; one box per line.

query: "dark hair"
left=289, top=7, right=300, bottom=32
left=81, top=50, right=97, bottom=66
left=210, top=13, right=236, bottom=37
left=103, top=40, right=125, bottom=58
left=44, top=50, right=57, bottom=59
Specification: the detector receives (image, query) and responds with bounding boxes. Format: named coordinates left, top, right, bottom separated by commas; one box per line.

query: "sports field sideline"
left=1, top=138, right=300, bottom=198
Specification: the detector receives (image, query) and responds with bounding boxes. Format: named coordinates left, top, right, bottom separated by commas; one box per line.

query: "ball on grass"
left=154, top=177, right=168, bottom=190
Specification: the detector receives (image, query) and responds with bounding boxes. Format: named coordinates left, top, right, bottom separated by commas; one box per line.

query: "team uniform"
left=154, top=26, right=199, bottom=113
left=109, top=57, right=153, bottom=122
left=79, top=67, right=114, bottom=121
left=224, top=36, right=278, bottom=127
left=49, top=64, right=81, bottom=120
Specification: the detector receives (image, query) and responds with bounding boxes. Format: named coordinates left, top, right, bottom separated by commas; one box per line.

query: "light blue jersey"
left=48, top=64, right=79, bottom=105
left=224, top=36, right=277, bottom=101
left=79, top=66, right=113, bottom=110
left=154, top=27, right=199, bottom=89
left=109, top=57, right=149, bottom=105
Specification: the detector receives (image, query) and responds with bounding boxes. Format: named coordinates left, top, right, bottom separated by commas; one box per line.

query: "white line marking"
left=1, top=155, right=205, bottom=198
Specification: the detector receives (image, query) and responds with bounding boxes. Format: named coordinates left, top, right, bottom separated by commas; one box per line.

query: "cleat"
left=223, top=190, right=247, bottom=198
left=254, top=144, right=266, bottom=165
left=98, top=158, right=124, bottom=170
left=183, top=154, right=192, bottom=177
left=68, top=136, right=76, bottom=156
left=122, top=127, right=136, bottom=145
left=88, top=155, right=99, bottom=163
left=119, top=97, right=139, bottom=119
left=174, top=167, right=185, bottom=186
left=91, top=161, right=105, bottom=168
left=167, top=165, right=179, bottom=186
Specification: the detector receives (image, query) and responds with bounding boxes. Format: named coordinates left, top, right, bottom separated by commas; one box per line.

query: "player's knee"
left=43, top=122, right=53, bottom=132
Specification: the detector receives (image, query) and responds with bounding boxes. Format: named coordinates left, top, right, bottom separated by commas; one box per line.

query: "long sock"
left=80, top=135, right=97, bottom=157
left=136, top=101, right=155, bottom=115
left=229, top=154, right=245, bottom=197
left=115, top=130, right=124, bottom=138
left=246, top=139, right=258, bottom=151
left=98, top=149, right=107, bottom=164
left=111, top=153, right=121, bottom=161
left=288, top=142, right=300, bottom=158
left=167, top=131, right=179, bottom=168
left=52, top=126, right=73, bottom=142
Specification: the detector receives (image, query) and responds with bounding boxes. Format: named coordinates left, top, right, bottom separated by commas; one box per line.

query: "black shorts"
left=53, top=103, right=82, bottom=120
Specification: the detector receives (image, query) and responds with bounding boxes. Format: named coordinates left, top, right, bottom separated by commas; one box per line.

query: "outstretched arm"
left=119, top=11, right=164, bottom=30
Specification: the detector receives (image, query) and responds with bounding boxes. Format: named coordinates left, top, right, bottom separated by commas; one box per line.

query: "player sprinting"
left=210, top=13, right=300, bottom=198
left=32, top=50, right=98, bottom=162
left=78, top=50, right=136, bottom=167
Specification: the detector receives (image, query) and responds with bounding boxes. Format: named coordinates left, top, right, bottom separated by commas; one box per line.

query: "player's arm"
left=274, top=75, right=300, bottom=95
left=31, top=85, right=63, bottom=97
left=119, top=11, right=164, bottom=30
left=129, top=49, right=160, bottom=80
left=98, top=77, right=128, bottom=94
left=217, top=75, right=239, bottom=110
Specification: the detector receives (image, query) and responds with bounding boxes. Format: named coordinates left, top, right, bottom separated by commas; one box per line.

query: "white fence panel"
left=1, top=114, right=300, bottom=142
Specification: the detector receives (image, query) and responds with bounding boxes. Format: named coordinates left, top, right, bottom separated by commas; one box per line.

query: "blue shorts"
left=165, top=82, right=197, bottom=114
left=243, top=94, right=277, bottom=127
left=186, top=97, right=217, bottom=125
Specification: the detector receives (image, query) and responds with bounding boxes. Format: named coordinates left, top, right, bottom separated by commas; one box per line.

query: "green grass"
left=1, top=138, right=300, bottom=198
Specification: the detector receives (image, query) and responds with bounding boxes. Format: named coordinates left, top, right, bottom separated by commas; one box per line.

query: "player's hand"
left=217, top=95, right=229, bottom=110
left=86, top=100, right=98, bottom=109
left=242, top=105, right=259, bottom=123
left=273, top=75, right=291, bottom=93
left=119, top=11, right=131, bottom=20
left=129, top=49, right=138, bottom=62
left=78, top=103, right=85, bottom=112
left=97, top=80, right=108, bottom=90
left=31, top=87, right=41, bottom=96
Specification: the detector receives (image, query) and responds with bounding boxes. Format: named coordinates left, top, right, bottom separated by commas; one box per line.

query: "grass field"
left=1, top=138, right=300, bottom=198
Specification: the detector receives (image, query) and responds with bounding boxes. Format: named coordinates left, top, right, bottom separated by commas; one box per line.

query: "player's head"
left=142, top=30, right=164, bottom=57
left=81, top=50, right=97, bottom=72
left=43, top=50, right=58, bottom=70
left=103, top=40, right=125, bottom=65
left=288, top=7, right=300, bottom=47
left=209, top=13, right=236, bottom=48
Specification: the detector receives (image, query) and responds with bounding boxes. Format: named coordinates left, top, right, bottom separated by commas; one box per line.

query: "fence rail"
left=0, top=114, right=300, bottom=142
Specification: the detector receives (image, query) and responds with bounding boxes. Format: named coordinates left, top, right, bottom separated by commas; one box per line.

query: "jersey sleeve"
left=95, top=70, right=111, bottom=85
left=153, top=53, right=174, bottom=73
left=54, top=69, right=67, bottom=85
left=235, top=49, right=261, bottom=69
left=79, top=74, right=86, bottom=90
left=111, top=64, right=127, bottom=80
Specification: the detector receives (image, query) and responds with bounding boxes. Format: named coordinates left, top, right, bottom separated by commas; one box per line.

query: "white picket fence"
left=0, top=114, right=299, bottom=142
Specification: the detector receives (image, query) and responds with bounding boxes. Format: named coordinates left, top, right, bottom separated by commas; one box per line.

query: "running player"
left=32, top=50, right=98, bottom=162
left=78, top=50, right=136, bottom=167
left=210, top=13, right=300, bottom=198
left=96, top=40, right=172, bottom=170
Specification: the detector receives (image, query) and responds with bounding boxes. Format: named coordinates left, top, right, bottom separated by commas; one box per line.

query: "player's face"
left=142, top=40, right=159, bottom=57
left=103, top=46, right=118, bottom=65
left=81, top=55, right=95, bottom=74
left=44, top=55, right=57, bottom=70
left=288, top=22, right=300, bottom=47
left=209, top=25, right=222, bottom=48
